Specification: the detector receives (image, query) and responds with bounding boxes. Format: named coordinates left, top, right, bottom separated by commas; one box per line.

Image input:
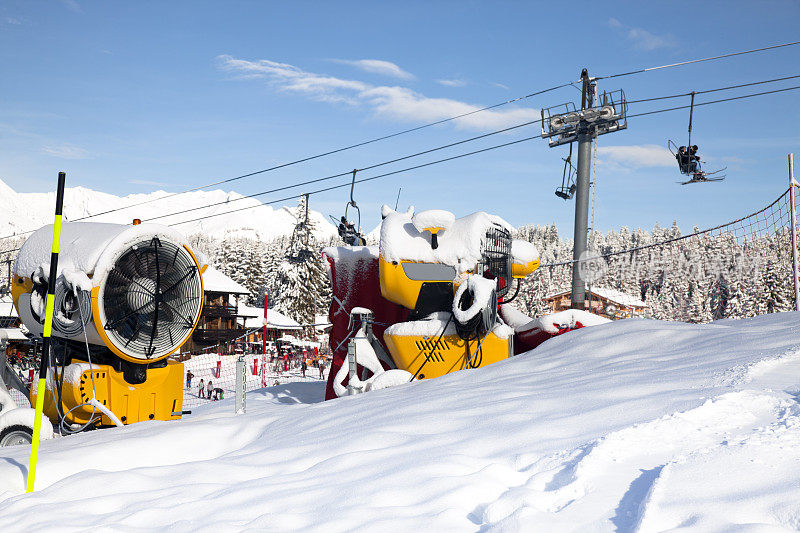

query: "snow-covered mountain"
left=0, top=178, right=338, bottom=243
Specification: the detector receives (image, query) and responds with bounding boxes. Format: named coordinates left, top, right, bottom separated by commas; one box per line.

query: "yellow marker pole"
left=26, top=171, right=66, bottom=493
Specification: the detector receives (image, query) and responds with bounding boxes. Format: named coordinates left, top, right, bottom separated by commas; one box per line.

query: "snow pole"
left=263, top=293, right=268, bottom=356
left=789, top=153, right=800, bottom=311
left=26, top=171, right=66, bottom=493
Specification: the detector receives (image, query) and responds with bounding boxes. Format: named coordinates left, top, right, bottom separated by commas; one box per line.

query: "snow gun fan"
left=12, top=222, right=205, bottom=430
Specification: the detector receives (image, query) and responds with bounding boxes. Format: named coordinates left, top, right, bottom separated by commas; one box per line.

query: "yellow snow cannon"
left=378, top=207, right=538, bottom=381
left=13, top=222, right=206, bottom=429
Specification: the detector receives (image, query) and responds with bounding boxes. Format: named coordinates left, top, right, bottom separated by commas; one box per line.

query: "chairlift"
left=667, top=92, right=726, bottom=185
left=555, top=143, right=577, bottom=200
left=331, top=169, right=367, bottom=246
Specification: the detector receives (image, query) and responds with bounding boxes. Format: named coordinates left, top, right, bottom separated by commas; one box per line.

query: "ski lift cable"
left=599, top=39, right=800, bottom=80
left=140, top=116, right=547, bottom=223
left=1, top=75, right=799, bottom=244
left=17, top=81, right=576, bottom=226
left=135, top=74, right=800, bottom=225
left=0, top=41, right=796, bottom=241
left=164, top=83, right=800, bottom=229
left=625, top=73, right=800, bottom=105
left=166, top=134, right=544, bottom=228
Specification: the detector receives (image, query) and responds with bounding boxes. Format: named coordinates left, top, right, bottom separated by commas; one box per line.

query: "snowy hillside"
left=1, top=314, right=800, bottom=531
left=0, top=178, right=338, bottom=242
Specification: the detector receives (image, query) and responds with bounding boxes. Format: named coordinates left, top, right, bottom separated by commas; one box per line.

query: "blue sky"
left=2, top=0, right=800, bottom=236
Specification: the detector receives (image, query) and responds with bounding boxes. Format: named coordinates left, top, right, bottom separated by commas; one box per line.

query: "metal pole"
left=262, top=293, right=267, bottom=356
left=788, top=153, right=800, bottom=311
left=571, top=132, right=592, bottom=310
left=27, top=171, right=66, bottom=493
left=235, top=355, right=246, bottom=414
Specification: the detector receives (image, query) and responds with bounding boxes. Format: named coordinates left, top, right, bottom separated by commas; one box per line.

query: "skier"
left=319, top=361, right=325, bottom=380
left=198, top=378, right=205, bottom=398
left=207, top=379, right=213, bottom=399
left=301, top=359, right=307, bottom=378
left=186, top=370, right=194, bottom=390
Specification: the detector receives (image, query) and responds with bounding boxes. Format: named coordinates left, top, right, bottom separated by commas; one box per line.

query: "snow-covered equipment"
left=1, top=334, right=53, bottom=447
left=323, top=206, right=543, bottom=399
left=12, top=222, right=206, bottom=429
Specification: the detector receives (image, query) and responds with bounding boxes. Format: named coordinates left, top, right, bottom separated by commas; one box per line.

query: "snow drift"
left=1, top=313, right=799, bottom=531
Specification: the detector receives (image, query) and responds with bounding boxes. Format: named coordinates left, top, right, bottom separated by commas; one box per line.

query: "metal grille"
left=477, top=224, right=513, bottom=297
left=102, top=237, right=203, bottom=360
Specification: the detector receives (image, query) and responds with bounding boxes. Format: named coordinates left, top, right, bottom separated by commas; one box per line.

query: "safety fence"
left=516, top=185, right=800, bottom=322
left=180, top=351, right=329, bottom=409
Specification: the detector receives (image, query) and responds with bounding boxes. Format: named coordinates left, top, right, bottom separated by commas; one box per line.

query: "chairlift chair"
left=555, top=143, right=577, bottom=200
left=667, top=92, right=726, bottom=185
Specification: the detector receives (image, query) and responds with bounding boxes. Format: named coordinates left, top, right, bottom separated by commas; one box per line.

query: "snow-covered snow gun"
left=323, top=205, right=542, bottom=398
left=12, top=212, right=208, bottom=437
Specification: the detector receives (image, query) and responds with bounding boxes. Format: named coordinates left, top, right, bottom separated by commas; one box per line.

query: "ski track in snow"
left=1, top=314, right=800, bottom=531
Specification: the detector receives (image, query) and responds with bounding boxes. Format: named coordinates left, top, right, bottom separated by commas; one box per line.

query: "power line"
left=600, top=39, right=800, bottom=80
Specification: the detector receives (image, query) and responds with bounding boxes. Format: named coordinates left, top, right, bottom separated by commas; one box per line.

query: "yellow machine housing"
left=31, top=359, right=185, bottom=426
left=384, top=329, right=511, bottom=380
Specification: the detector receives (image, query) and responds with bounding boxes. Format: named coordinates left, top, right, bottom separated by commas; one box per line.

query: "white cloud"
left=60, top=0, right=81, bottom=13
left=41, top=143, right=90, bottom=159
left=608, top=18, right=676, bottom=51
left=491, top=82, right=510, bottom=90
left=436, top=79, right=467, bottom=87
left=4, top=17, right=22, bottom=25
left=217, top=55, right=539, bottom=130
left=330, top=59, right=414, bottom=80
left=598, top=144, right=675, bottom=170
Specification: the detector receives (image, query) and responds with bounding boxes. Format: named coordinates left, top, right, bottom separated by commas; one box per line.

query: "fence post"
left=235, top=355, right=246, bottom=415
left=789, top=153, right=800, bottom=312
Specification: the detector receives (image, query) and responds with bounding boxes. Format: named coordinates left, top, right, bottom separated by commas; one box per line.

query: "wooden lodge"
left=544, top=286, right=647, bottom=320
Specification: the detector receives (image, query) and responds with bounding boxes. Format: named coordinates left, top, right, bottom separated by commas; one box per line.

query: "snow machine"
left=12, top=222, right=206, bottom=430
left=0, top=331, right=54, bottom=446
left=323, top=206, right=542, bottom=399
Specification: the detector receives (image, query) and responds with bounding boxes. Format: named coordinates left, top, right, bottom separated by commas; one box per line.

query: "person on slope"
left=198, top=378, right=205, bottom=398
left=207, top=379, right=213, bottom=399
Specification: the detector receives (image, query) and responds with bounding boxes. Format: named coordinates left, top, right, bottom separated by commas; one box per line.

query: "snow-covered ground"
left=1, top=314, right=799, bottom=531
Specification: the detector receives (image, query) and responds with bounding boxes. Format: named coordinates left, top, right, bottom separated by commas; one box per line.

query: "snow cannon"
left=323, top=206, right=542, bottom=399
left=12, top=222, right=206, bottom=429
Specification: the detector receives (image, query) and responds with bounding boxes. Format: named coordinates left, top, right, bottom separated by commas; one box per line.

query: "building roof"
left=545, top=286, right=646, bottom=308
left=0, top=327, right=29, bottom=341
left=201, top=266, right=249, bottom=295
left=234, top=301, right=304, bottom=330
left=0, top=296, right=18, bottom=318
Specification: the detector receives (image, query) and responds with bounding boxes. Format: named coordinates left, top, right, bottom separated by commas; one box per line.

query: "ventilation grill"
left=102, top=237, right=202, bottom=360
left=415, top=338, right=451, bottom=363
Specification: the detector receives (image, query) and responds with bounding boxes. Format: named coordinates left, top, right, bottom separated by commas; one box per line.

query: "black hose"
left=410, top=313, right=454, bottom=382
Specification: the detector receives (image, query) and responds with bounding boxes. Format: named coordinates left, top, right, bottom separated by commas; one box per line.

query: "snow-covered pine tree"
left=273, top=196, right=331, bottom=325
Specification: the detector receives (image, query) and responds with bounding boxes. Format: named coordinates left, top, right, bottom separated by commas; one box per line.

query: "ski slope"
left=1, top=314, right=799, bottom=531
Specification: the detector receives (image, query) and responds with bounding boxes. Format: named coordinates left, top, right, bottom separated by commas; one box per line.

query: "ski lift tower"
left=540, top=69, right=627, bottom=310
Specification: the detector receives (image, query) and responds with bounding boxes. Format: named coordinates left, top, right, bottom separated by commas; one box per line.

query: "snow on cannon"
left=323, top=205, right=544, bottom=399
left=12, top=222, right=206, bottom=431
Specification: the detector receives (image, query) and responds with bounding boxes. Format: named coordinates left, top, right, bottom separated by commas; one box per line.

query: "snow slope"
left=0, top=178, right=337, bottom=242
left=1, top=314, right=800, bottom=531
